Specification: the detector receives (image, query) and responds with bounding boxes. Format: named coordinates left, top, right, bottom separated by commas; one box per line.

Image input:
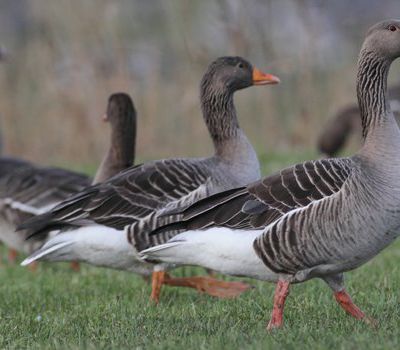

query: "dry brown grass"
left=0, top=0, right=399, bottom=170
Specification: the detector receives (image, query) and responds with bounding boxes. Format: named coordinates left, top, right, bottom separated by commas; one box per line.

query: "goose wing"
left=134, top=158, right=353, bottom=251
left=0, top=157, right=32, bottom=178
left=0, top=166, right=91, bottom=225
left=19, top=158, right=211, bottom=236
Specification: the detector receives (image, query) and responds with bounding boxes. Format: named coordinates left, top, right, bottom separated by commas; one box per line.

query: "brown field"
left=0, top=0, right=399, bottom=171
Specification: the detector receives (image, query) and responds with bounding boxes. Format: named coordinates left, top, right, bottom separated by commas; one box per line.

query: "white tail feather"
left=4, top=198, right=55, bottom=215
left=21, top=225, right=145, bottom=272
left=21, top=241, right=74, bottom=266
left=139, top=241, right=185, bottom=260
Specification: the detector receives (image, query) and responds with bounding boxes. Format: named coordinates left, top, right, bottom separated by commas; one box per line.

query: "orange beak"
left=102, top=113, right=109, bottom=122
left=252, top=68, right=280, bottom=85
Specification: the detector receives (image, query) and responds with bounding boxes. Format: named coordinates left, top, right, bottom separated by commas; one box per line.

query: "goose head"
left=200, top=56, right=280, bottom=95
left=357, top=20, right=400, bottom=141
left=103, top=93, right=136, bottom=128
left=363, top=20, right=400, bottom=60
left=96, top=92, right=136, bottom=182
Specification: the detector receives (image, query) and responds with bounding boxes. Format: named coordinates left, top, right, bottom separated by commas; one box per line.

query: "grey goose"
left=0, top=93, right=136, bottom=264
left=0, top=165, right=91, bottom=266
left=138, top=20, right=400, bottom=329
left=19, top=56, right=280, bottom=302
left=93, top=93, right=136, bottom=184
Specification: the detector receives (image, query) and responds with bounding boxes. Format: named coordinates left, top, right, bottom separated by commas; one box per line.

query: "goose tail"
left=139, top=240, right=185, bottom=262
left=21, top=236, right=74, bottom=266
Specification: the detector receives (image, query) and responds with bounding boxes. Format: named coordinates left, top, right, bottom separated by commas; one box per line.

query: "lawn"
left=1, top=151, right=400, bottom=349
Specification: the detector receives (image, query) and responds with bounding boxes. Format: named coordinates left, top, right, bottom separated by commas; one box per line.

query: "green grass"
left=1, top=151, right=400, bottom=349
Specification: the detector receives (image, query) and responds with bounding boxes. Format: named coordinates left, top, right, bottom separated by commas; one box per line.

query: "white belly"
left=24, top=225, right=153, bottom=276
left=143, top=227, right=279, bottom=281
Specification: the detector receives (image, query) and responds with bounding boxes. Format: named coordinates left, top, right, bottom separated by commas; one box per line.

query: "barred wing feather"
left=135, top=158, right=353, bottom=253
left=0, top=166, right=91, bottom=226
left=19, top=159, right=211, bottom=236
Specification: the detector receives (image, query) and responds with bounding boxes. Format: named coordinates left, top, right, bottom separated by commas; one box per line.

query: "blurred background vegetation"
left=0, top=0, right=399, bottom=173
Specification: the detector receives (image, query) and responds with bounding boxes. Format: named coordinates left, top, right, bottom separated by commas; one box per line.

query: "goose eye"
left=238, top=63, right=244, bottom=69
left=388, top=25, right=397, bottom=32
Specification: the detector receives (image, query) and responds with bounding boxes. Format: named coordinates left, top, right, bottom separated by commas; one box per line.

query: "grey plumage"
left=138, top=158, right=352, bottom=252
left=139, top=20, right=400, bottom=327
left=0, top=163, right=91, bottom=252
left=22, top=159, right=210, bottom=236
left=19, top=57, right=278, bottom=279
left=0, top=157, right=32, bottom=178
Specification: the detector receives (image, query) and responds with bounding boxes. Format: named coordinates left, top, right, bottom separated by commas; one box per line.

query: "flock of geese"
left=1, top=19, right=400, bottom=331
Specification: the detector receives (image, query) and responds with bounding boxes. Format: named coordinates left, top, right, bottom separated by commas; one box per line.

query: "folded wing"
left=134, top=158, right=353, bottom=252
left=19, top=159, right=211, bottom=237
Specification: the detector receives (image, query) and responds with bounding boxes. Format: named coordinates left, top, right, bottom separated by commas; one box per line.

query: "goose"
left=137, top=20, right=400, bottom=329
left=0, top=157, right=32, bottom=179
left=317, top=84, right=400, bottom=157
left=0, top=93, right=136, bottom=264
left=0, top=157, right=33, bottom=263
left=93, top=93, right=136, bottom=184
left=18, top=56, right=280, bottom=302
left=0, top=165, right=92, bottom=264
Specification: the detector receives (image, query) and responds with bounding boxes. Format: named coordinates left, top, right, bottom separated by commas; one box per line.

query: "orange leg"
left=70, top=261, right=80, bottom=272
left=8, top=249, right=18, bottom=264
left=150, top=270, right=252, bottom=303
left=334, top=289, right=377, bottom=326
left=163, top=275, right=252, bottom=298
left=267, top=280, right=290, bottom=331
left=150, top=271, right=167, bottom=303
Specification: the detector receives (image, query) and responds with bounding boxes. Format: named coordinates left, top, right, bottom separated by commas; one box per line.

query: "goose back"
left=131, top=158, right=353, bottom=252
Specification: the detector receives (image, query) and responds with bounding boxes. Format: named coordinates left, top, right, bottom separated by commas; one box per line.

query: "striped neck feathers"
left=357, top=49, right=391, bottom=139
left=200, top=78, right=240, bottom=154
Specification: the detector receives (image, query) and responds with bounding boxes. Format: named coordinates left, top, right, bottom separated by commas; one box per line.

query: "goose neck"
left=93, top=121, right=135, bottom=184
left=200, top=85, right=241, bottom=151
left=213, top=129, right=261, bottom=183
left=110, top=123, right=136, bottom=166
left=357, top=49, right=392, bottom=140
